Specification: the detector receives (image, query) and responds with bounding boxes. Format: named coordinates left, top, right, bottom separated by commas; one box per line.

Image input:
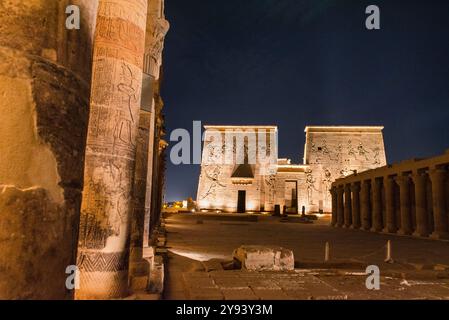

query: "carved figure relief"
left=305, top=169, right=318, bottom=205
left=322, top=168, right=332, bottom=203
left=357, top=142, right=370, bottom=161
left=200, top=165, right=226, bottom=200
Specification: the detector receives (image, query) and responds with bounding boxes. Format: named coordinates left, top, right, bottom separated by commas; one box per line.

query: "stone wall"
left=0, top=0, right=98, bottom=299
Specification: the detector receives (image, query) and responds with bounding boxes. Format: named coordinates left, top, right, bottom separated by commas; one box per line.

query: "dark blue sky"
left=162, top=0, right=449, bottom=202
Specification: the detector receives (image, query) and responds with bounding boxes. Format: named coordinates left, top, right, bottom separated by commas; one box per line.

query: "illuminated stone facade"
left=197, top=126, right=386, bottom=214
left=197, top=126, right=278, bottom=212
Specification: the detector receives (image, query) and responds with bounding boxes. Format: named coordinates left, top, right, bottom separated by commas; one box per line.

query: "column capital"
left=429, top=168, right=447, bottom=182
left=411, top=172, right=427, bottom=183
left=394, top=174, right=411, bottom=186
left=350, top=182, right=361, bottom=192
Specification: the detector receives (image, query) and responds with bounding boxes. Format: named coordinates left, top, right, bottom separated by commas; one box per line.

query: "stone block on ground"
left=233, top=245, right=294, bottom=271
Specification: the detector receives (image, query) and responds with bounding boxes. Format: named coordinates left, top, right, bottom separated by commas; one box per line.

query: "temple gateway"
left=197, top=125, right=387, bottom=214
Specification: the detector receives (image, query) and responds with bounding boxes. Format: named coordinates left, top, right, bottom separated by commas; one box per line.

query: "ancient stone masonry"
left=197, top=126, right=386, bottom=214
left=76, top=0, right=149, bottom=299
left=331, top=150, right=449, bottom=240
left=0, top=0, right=98, bottom=299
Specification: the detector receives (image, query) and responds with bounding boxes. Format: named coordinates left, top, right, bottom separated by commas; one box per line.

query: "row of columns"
left=331, top=167, right=449, bottom=240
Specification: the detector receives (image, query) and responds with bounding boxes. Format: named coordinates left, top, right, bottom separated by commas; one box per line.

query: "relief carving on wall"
left=200, top=165, right=226, bottom=200
left=305, top=169, right=318, bottom=205
left=264, top=173, right=276, bottom=202
left=322, top=168, right=332, bottom=203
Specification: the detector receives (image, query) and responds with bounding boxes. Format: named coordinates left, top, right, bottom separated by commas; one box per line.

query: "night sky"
left=162, top=0, right=449, bottom=202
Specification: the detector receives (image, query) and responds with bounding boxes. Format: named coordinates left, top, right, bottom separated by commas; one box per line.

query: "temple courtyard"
left=163, top=213, right=449, bottom=300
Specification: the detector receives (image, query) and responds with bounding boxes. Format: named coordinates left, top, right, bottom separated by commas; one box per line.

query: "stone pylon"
left=0, top=0, right=98, bottom=299
left=76, top=0, right=148, bottom=299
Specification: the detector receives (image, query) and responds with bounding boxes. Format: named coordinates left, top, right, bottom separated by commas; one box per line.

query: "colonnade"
left=331, top=153, right=449, bottom=240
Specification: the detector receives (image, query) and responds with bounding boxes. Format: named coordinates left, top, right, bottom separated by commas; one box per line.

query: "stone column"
left=330, top=186, right=338, bottom=227
left=344, top=184, right=352, bottom=228
left=336, top=185, right=344, bottom=227
left=383, top=176, right=397, bottom=234
left=0, top=0, right=97, bottom=299
left=429, top=168, right=449, bottom=239
left=412, top=172, right=429, bottom=237
left=76, top=0, right=148, bottom=299
left=371, top=178, right=383, bottom=232
left=128, top=0, right=169, bottom=290
left=351, top=183, right=361, bottom=229
left=395, top=175, right=412, bottom=235
left=360, top=180, right=371, bottom=230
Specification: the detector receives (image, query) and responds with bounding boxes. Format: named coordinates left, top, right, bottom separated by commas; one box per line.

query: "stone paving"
left=163, top=213, right=449, bottom=300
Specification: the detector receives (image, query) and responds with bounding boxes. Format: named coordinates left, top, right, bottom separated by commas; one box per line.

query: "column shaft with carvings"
left=360, top=180, right=371, bottom=230
left=76, top=0, right=148, bottom=299
left=429, top=168, right=449, bottom=239
left=383, top=176, right=397, bottom=234
left=344, top=184, right=352, bottom=228
left=128, top=0, right=169, bottom=291
left=412, top=172, right=429, bottom=237
left=336, top=185, right=344, bottom=227
left=330, top=186, right=338, bottom=227
left=395, top=175, right=412, bottom=235
left=351, top=183, right=361, bottom=229
left=371, top=178, right=383, bottom=232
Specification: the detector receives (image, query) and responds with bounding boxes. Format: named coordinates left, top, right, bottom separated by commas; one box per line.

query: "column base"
left=430, top=231, right=449, bottom=240
left=350, top=225, right=360, bottom=230
left=343, top=224, right=352, bottom=228
left=398, top=229, right=412, bottom=236
left=370, top=227, right=382, bottom=232
left=382, top=227, right=397, bottom=234
left=412, top=230, right=429, bottom=238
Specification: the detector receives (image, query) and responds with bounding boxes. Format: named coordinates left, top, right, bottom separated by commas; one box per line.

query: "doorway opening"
left=237, top=190, right=246, bottom=213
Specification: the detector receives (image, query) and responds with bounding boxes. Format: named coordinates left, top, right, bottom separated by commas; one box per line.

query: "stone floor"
left=163, top=213, right=449, bottom=300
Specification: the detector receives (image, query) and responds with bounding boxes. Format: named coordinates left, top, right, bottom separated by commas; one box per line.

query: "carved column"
left=395, top=175, right=412, bottom=235
left=412, top=172, right=429, bottom=237
left=371, top=178, right=383, bottom=232
left=76, top=0, right=148, bottom=299
left=128, top=0, right=169, bottom=290
left=383, top=176, right=397, bottom=234
left=429, top=168, right=449, bottom=239
left=351, top=182, right=361, bottom=229
left=330, top=186, right=338, bottom=227
left=344, top=184, right=352, bottom=228
left=361, top=180, right=371, bottom=230
left=336, top=185, right=344, bottom=227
